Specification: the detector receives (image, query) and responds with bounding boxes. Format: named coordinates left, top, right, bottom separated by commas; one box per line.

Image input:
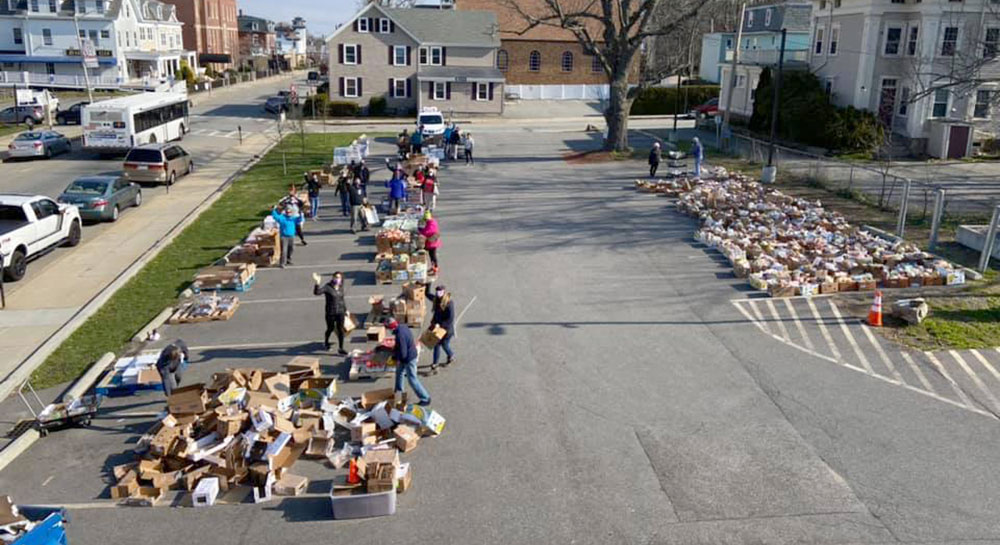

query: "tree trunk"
left=604, top=77, right=631, bottom=152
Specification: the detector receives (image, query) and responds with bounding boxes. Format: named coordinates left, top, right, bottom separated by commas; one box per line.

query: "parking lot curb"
left=0, top=428, right=40, bottom=473
left=0, top=137, right=280, bottom=405
left=131, top=307, right=176, bottom=343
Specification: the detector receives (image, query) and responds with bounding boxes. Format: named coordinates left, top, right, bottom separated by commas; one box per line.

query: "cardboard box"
left=110, top=470, right=139, bottom=499
left=366, top=463, right=396, bottom=493
left=367, top=326, right=386, bottom=342
left=167, top=384, right=210, bottom=415
left=264, top=373, right=292, bottom=397
left=361, top=388, right=396, bottom=409
left=125, top=486, right=164, bottom=507
left=402, top=282, right=426, bottom=301
left=394, top=425, right=420, bottom=453
left=330, top=485, right=397, bottom=520
left=275, top=473, right=309, bottom=496
left=419, top=325, right=447, bottom=349
left=402, top=405, right=446, bottom=435
left=351, top=421, right=377, bottom=445
left=306, top=436, right=334, bottom=458
left=216, top=409, right=247, bottom=437
left=396, top=463, right=412, bottom=493
left=300, top=377, right=337, bottom=400
left=284, top=357, right=320, bottom=380
left=192, top=477, right=219, bottom=507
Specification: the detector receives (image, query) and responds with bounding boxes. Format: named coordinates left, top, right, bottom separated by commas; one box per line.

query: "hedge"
left=630, top=85, right=720, bottom=115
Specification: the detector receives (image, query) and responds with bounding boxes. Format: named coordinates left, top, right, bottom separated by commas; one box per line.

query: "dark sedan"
left=57, top=176, right=142, bottom=222
left=56, top=101, right=89, bottom=125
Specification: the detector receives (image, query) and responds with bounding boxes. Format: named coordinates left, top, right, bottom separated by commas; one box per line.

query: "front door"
left=947, top=125, right=971, bottom=159
left=878, top=78, right=898, bottom=128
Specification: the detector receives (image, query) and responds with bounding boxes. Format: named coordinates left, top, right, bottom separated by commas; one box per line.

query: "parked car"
left=264, top=96, right=289, bottom=114
left=418, top=107, right=446, bottom=140
left=55, top=101, right=89, bottom=125
left=6, top=130, right=71, bottom=160
left=689, top=97, right=719, bottom=119
left=122, top=143, right=193, bottom=185
left=307, top=71, right=321, bottom=82
left=58, top=176, right=141, bottom=223
left=0, top=105, right=45, bottom=126
left=0, top=194, right=82, bottom=282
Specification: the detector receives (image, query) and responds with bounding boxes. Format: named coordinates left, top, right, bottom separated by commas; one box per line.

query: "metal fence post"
left=928, top=188, right=945, bottom=251
left=896, top=179, right=911, bottom=238
left=979, top=204, right=1000, bottom=272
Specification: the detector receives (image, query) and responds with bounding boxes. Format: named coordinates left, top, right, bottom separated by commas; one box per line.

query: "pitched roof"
left=456, top=0, right=600, bottom=43
left=239, top=14, right=274, bottom=33
left=742, top=3, right=812, bottom=34
left=383, top=7, right=500, bottom=47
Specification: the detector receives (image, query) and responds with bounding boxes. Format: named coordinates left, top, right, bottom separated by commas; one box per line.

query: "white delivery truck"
left=0, top=194, right=82, bottom=281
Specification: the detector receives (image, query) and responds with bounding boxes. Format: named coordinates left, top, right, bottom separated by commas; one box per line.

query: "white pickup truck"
left=0, top=194, right=82, bottom=282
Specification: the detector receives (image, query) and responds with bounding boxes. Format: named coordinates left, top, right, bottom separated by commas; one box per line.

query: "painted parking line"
left=949, top=350, right=1000, bottom=414
left=746, top=300, right=772, bottom=335
left=900, top=351, right=937, bottom=394
left=764, top=299, right=791, bottom=342
left=188, top=340, right=316, bottom=351
left=971, top=349, right=1000, bottom=386
left=827, top=300, right=874, bottom=374
left=859, top=324, right=904, bottom=382
left=783, top=299, right=815, bottom=352
left=241, top=294, right=372, bottom=305
left=925, top=351, right=977, bottom=411
left=806, top=298, right=841, bottom=361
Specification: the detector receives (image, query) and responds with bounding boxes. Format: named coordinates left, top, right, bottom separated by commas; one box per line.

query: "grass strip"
left=31, top=132, right=364, bottom=389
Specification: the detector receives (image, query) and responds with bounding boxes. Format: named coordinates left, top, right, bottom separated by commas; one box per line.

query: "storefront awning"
left=416, top=66, right=505, bottom=83
left=199, top=53, right=232, bottom=64
left=125, top=51, right=187, bottom=61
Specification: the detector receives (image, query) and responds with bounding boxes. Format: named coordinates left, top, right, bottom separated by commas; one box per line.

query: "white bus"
left=82, top=92, right=190, bottom=152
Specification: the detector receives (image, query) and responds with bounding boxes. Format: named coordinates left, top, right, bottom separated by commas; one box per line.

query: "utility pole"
left=762, top=28, right=786, bottom=184
left=722, top=3, right=746, bottom=152
left=72, top=15, right=95, bottom=103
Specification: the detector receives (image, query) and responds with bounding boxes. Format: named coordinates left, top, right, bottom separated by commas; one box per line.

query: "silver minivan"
left=122, top=143, right=193, bottom=185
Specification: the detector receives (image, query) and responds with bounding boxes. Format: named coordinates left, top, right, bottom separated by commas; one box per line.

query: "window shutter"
left=488, top=83, right=494, bottom=101
left=429, top=82, right=434, bottom=100
left=389, top=45, right=393, bottom=65
left=441, top=47, right=447, bottom=66
left=357, top=45, right=362, bottom=64
left=339, top=77, right=345, bottom=97
left=358, top=78, right=363, bottom=96
left=339, top=43, right=344, bottom=64
left=390, top=20, right=395, bottom=33
left=406, top=78, right=412, bottom=97
left=353, top=19, right=358, bottom=32
left=406, top=46, right=412, bottom=65
left=368, top=18, right=373, bottom=31
left=446, top=82, right=451, bottom=99
left=389, top=78, right=394, bottom=97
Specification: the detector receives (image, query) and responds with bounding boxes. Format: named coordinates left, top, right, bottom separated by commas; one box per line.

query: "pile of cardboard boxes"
left=168, top=293, right=241, bottom=324
left=226, top=227, right=281, bottom=268
left=192, top=263, right=256, bottom=293
left=107, top=356, right=445, bottom=517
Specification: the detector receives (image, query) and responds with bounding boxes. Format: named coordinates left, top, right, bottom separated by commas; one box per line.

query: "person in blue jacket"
left=386, top=168, right=408, bottom=215
left=411, top=126, right=424, bottom=155
left=388, top=317, right=431, bottom=405
left=271, top=205, right=301, bottom=268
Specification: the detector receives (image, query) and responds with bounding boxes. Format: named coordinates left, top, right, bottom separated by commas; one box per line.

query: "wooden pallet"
left=168, top=298, right=241, bottom=324
left=192, top=275, right=255, bottom=294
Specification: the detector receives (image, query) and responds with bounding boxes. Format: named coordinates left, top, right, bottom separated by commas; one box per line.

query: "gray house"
left=326, top=3, right=504, bottom=115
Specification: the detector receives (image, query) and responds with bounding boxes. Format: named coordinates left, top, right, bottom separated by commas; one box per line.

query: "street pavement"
left=0, top=73, right=300, bottom=392
left=2, top=124, right=1000, bottom=543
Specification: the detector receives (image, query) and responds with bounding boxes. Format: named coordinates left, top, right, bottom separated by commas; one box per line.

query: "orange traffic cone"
left=867, top=290, right=883, bottom=327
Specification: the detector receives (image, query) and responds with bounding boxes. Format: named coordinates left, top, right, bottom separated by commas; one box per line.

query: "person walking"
left=411, top=126, right=424, bottom=156
left=388, top=318, right=431, bottom=406
left=397, top=129, right=411, bottom=160
left=279, top=186, right=308, bottom=245
left=463, top=132, right=475, bottom=165
left=419, top=210, right=441, bottom=275
left=421, top=170, right=438, bottom=211
left=335, top=172, right=350, bottom=217
left=348, top=180, right=366, bottom=234
left=443, top=124, right=454, bottom=161
left=358, top=160, right=370, bottom=197
left=271, top=205, right=300, bottom=267
left=313, top=271, right=348, bottom=355
left=155, top=339, right=189, bottom=396
left=386, top=169, right=408, bottom=215
left=428, top=285, right=455, bottom=374
left=648, top=142, right=662, bottom=178
left=692, top=136, right=704, bottom=178
left=305, top=173, right=321, bottom=221
left=449, top=127, right=461, bottom=160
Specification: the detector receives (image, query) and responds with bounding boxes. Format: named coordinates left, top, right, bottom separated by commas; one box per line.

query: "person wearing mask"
left=348, top=180, right=366, bottom=234
left=419, top=210, right=441, bottom=275
left=388, top=318, right=431, bottom=406
left=305, top=173, right=321, bottom=221
left=386, top=169, right=408, bottom=215
left=397, top=129, right=410, bottom=159
left=271, top=205, right=300, bottom=267
left=334, top=172, right=351, bottom=217
left=155, top=339, right=189, bottom=396
left=449, top=127, right=461, bottom=160
left=443, top=124, right=454, bottom=160
left=692, top=136, right=704, bottom=178
left=313, top=271, right=348, bottom=355
left=358, top=160, right=370, bottom=197
left=279, top=185, right=308, bottom=246
left=428, top=285, right=455, bottom=374
left=648, top=142, right=662, bottom=178
left=421, top=170, right=438, bottom=211
left=463, top=132, right=475, bottom=165
left=411, top=126, right=424, bottom=156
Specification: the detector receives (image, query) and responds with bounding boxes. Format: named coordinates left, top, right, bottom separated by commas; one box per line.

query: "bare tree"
left=501, top=0, right=714, bottom=151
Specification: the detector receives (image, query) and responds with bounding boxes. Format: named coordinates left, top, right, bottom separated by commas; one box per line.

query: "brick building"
left=457, top=0, right=632, bottom=100
left=237, top=12, right=276, bottom=73
left=160, top=0, right=238, bottom=70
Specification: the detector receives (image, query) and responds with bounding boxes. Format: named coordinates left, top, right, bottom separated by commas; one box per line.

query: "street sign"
left=81, top=38, right=98, bottom=69
left=15, top=89, right=32, bottom=106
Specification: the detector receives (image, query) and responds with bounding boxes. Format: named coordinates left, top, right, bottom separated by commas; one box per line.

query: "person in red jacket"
left=419, top=210, right=441, bottom=275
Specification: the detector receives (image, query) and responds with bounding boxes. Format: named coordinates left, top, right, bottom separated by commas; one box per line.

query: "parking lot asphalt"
left=1, top=127, right=1000, bottom=543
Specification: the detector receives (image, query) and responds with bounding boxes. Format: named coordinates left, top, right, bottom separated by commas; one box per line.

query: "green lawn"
left=31, top=132, right=366, bottom=389
left=0, top=124, right=26, bottom=138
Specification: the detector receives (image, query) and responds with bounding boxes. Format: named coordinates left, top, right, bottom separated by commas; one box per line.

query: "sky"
left=237, top=0, right=358, bottom=37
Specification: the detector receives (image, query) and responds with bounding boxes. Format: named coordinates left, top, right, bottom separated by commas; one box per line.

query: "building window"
left=393, top=45, right=407, bottom=66
left=419, top=46, right=442, bottom=66
left=392, top=78, right=407, bottom=98
left=932, top=88, right=949, bottom=117
left=496, top=49, right=508, bottom=71
left=736, top=74, right=747, bottom=88
left=561, top=51, right=573, bottom=72
left=764, top=8, right=772, bottom=26
left=834, top=0, right=841, bottom=7
left=358, top=17, right=370, bottom=33
left=898, top=86, right=910, bottom=116
left=814, top=26, right=825, bottom=55
left=974, top=90, right=991, bottom=118
left=101, top=29, right=109, bottom=39
left=476, top=82, right=489, bottom=100
left=378, top=18, right=391, bottom=33
left=89, top=29, right=98, bottom=44
left=344, top=44, right=358, bottom=64
left=29, top=0, right=38, bottom=11
left=824, top=78, right=835, bottom=96
left=985, top=28, right=1000, bottom=58
left=884, top=26, right=902, bottom=55
left=907, top=26, right=919, bottom=55
left=47, top=0, right=56, bottom=11
left=96, top=0, right=103, bottom=13
left=829, top=26, right=839, bottom=55
left=746, top=10, right=754, bottom=27
left=819, top=0, right=826, bottom=9
left=46, top=62, right=55, bottom=75
left=79, top=0, right=85, bottom=13
left=941, top=26, right=958, bottom=56
left=161, top=32, right=166, bottom=46
left=42, top=28, right=52, bottom=46
left=891, top=0, right=905, bottom=3
left=79, top=29, right=86, bottom=39
left=592, top=55, right=602, bottom=72
left=13, top=28, right=22, bottom=45
left=529, top=50, right=541, bottom=71
left=344, top=77, right=359, bottom=97
left=433, top=81, right=446, bottom=100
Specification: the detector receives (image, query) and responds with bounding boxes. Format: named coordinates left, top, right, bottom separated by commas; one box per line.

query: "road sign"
left=15, top=89, right=33, bottom=106
left=81, top=38, right=98, bottom=68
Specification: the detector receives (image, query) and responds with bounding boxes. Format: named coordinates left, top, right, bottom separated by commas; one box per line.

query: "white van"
left=417, top=107, right=446, bottom=140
